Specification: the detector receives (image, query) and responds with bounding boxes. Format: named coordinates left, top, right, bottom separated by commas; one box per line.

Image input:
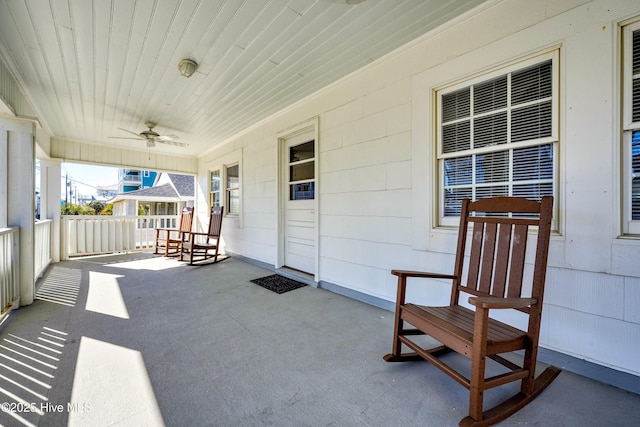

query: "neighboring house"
left=111, top=172, right=194, bottom=216
left=96, top=184, right=118, bottom=198
left=118, top=169, right=157, bottom=193
left=141, top=170, right=157, bottom=189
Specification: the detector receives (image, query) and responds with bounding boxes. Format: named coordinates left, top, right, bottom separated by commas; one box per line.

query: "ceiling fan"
left=109, top=121, right=188, bottom=147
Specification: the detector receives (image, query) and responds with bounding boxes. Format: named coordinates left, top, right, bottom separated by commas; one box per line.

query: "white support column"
left=3, top=117, right=36, bottom=306
left=0, top=128, right=7, bottom=228
left=40, top=159, right=61, bottom=262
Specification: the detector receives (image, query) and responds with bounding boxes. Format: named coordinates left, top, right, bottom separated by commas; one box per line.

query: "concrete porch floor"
left=0, top=253, right=638, bottom=426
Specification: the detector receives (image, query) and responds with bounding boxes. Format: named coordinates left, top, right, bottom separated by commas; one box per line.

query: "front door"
left=283, top=131, right=316, bottom=274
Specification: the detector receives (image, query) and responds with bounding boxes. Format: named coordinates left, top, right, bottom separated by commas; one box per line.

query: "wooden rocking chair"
left=384, top=196, right=560, bottom=426
left=154, top=206, right=193, bottom=257
left=180, top=205, right=225, bottom=265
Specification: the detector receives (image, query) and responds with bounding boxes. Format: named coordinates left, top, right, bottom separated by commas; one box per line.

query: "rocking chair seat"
left=401, top=304, right=528, bottom=355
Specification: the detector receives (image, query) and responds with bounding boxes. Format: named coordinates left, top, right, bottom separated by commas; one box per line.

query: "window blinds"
left=440, top=59, right=554, bottom=216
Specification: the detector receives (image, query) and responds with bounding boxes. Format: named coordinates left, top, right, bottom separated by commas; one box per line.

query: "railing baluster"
left=0, top=227, right=20, bottom=319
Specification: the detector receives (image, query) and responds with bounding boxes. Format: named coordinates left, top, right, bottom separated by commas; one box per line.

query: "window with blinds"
left=437, top=53, right=557, bottom=223
left=623, top=22, right=640, bottom=234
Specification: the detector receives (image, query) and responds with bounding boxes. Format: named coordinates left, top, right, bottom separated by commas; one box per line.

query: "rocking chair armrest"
left=188, top=231, right=209, bottom=237
left=468, top=296, right=537, bottom=310
left=391, top=270, right=457, bottom=280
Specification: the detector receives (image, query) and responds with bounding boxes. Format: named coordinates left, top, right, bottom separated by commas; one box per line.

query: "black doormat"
left=250, top=274, right=306, bottom=294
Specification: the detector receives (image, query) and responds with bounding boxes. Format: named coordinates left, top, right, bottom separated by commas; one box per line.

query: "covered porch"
left=2, top=1, right=640, bottom=424
left=1, top=253, right=638, bottom=426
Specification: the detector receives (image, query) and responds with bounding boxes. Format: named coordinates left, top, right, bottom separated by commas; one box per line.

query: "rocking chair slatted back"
left=208, top=206, right=224, bottom=239
left=451, top=197, right=552, bottom=315
left=178, top=208, right=194, bottom=234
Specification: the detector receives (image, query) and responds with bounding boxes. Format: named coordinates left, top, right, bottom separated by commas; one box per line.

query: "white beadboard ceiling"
left=0, top=0, right=486, bottom=158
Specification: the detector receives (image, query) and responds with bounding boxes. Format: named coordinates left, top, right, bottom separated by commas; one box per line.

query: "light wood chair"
left=384, top=196, right=559, bottom=426
left=180, top=205, right=225, bottom=265
left=154, top=206, right=193, bottom=257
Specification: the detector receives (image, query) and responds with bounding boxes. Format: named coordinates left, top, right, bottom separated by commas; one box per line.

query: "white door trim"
left=276, top=118, right=319, bottom=280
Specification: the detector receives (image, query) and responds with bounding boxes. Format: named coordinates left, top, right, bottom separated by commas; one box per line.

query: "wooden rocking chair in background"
left=154, top=206, right=193, bottom=257
left=180, top=205, right=225, bottom=265
left=384, top=196, right=559, bottom=426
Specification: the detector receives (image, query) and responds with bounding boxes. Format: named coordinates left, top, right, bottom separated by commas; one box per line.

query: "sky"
left=59, top=163, right=119, bottom=201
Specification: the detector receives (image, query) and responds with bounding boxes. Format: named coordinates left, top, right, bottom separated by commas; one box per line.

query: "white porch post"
left=2, top=117, right=36, bottom=306
left=0, top=127, right=7, bottom=228
left=40, top=159, right=61, bottom=262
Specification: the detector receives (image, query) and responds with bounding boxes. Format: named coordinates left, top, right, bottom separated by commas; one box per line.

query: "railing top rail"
left=61, top=215, right=181, bottom=220
left=0, top=226, right=19, bottom=235
left=35, top=219, right=53, bottom=225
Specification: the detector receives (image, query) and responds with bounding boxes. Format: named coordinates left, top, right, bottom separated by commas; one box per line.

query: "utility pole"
left=65, top=173, right=69, bottom=206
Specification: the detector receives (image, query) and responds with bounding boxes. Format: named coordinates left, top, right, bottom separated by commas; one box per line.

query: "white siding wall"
left=197, top=0, right=640, bottom=377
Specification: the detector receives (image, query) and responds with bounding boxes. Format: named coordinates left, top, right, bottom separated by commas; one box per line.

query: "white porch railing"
left=0, top=227, right=20, bottom=317
left=61, top=215, right=180, bottom=259
left=35, top=219, right=52, bottom=278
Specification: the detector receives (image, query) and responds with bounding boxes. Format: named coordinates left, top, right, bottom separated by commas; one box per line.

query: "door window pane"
left=288, top=140, right=315, bottom=201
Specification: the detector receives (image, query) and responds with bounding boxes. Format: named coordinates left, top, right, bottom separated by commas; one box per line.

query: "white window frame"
left=225, top=163, right=240, bottom=216
left=209, top=169, right=221, bottom=208
left=435, top=50, right=559, bottom=228
left=622, top=20, right=640, bottom=235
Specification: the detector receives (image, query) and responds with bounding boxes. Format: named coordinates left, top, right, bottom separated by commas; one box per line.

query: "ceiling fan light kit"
left=178, top=59, right=198, bottom=77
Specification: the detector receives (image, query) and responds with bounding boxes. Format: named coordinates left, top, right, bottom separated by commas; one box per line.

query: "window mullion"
left=507, top=71, right=513, bottom=197
left=508, top=148, right=514, bottom=197
left=470, top=84, right=476, bottom=201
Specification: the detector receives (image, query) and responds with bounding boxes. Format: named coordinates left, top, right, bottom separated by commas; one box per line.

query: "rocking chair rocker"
left=384, top=196, right=559, bottom=426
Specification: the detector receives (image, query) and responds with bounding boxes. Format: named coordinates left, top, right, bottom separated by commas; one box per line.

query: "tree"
left=61, top=203, right=95, bottom=215
left=87, top=200, right=105, bottom=215
left=101, top=203, right=114, bottom=215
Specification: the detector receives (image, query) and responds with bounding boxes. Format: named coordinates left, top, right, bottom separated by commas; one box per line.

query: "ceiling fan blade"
left=156, top=134, right=180, bottom=141
left=117, top=127, right=144, bottom=138
left=108, top=136, right=145, bottom=140
left=155, top=139, right=189, bottom=147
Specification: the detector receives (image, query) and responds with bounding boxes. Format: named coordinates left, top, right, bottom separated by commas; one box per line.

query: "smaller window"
left=210, top=170, right=221, bottom=208
left=143, top=171, right=150, bottom=177
left=226, top=164, right=240, bottom=215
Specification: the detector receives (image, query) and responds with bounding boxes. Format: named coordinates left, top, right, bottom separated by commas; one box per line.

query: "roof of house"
left=111, top=173, right=194, bottom=203
left=168, top=173, right=194, bottom=197
left=120, top=183, right=177, bottom=198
